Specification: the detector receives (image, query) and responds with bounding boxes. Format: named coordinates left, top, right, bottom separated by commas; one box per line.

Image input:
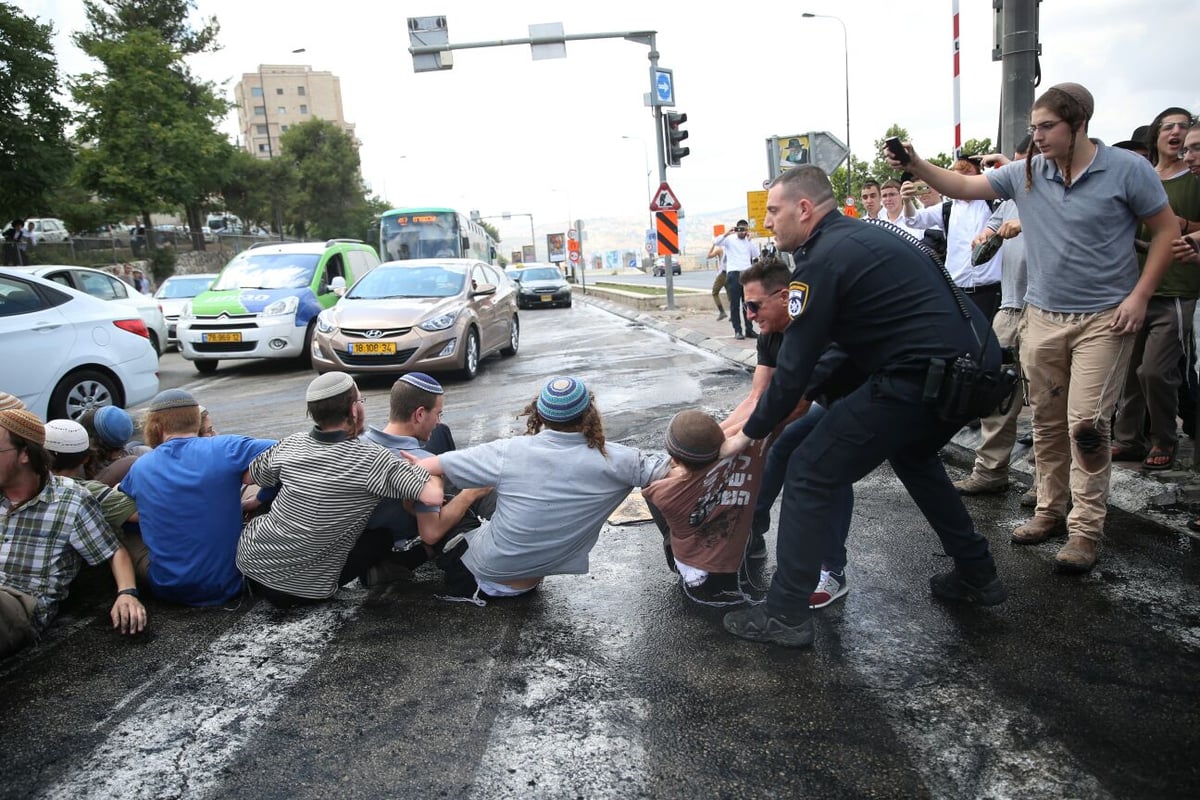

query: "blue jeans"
left=767, top=374, right=996, bottom=620
left=752, top=403, right=852, bottom=572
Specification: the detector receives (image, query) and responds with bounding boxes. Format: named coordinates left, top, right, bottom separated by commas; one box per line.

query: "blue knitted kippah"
left=537, top=377, right=590, bottom=422
left=94, top=404, right=135, bottom=446
left=398, top=372, right=444, bottom=395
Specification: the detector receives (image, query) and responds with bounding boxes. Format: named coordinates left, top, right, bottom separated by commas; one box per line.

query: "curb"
left=578, top=293, right=1200, bottom=542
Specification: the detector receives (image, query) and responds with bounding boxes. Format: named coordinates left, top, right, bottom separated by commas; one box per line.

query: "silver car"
left=311, top=259, right=519, bottom=380
left=154, top=272, right=217, bottom=349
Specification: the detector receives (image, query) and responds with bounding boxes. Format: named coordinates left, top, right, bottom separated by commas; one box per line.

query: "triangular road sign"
left=649, top=182, right=681, bottom=212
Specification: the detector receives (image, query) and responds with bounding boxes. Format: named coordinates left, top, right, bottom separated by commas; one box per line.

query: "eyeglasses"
left=1027, top=120, right=1066, bottom=135
left=745, top=288, right=786, bottom=314
left=1160, top=121, right=1193, bottom=132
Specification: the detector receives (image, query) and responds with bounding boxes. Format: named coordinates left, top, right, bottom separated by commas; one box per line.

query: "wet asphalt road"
left=1, top=302, right=1197, bottom=799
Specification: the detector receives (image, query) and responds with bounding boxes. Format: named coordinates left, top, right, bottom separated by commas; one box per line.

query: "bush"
left=148, top=247, right=176, bottom=282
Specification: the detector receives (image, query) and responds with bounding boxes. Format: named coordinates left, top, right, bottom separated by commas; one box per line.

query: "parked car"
left=311, top=258, right=519, bottom=380
left=506, top=263, right=572, bottom=309
left=652, top=256, right=681, bottom=277
left=0, top=268, right=159, bottom=420
left=177, top=239, right=381, bottom=373
left=153, top=272, right=217, bottom=349
left=25, top=218, right=70, bottom=243
left=10, top=265, right=168, bottom=356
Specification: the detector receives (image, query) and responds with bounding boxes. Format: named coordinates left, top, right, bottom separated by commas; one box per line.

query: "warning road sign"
left=649, top=182, right=681, bottom=212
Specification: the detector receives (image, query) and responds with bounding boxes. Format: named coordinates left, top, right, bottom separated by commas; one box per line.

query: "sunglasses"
left=745, top=288, right=786, bottom=314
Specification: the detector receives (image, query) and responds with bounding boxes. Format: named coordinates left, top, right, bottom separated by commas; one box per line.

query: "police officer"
left=720, top=165, right=1008, bottom=648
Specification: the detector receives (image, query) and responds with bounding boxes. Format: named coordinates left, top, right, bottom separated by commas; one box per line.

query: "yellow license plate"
left=203, top=332, right=242, bottom=343
left=349, top=342, right=397, bottom=355
left=540, top=295, right=552, bottom=302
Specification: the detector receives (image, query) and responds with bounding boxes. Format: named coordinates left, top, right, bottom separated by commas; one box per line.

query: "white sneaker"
left=809, top=569, right=849, bottom=609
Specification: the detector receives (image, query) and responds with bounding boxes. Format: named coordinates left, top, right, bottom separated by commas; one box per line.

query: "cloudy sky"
left=27, top=0, right=1200, bottom=244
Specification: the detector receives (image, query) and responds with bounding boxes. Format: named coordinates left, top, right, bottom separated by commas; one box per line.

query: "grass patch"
left=591, top=281, right=703, bottom=296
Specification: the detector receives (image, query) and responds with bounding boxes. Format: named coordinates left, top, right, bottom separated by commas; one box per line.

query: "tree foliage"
left=77, top=0, right=218, bottom=56
left=279, top=119, right=371, bottom=240
left=0, top=3, right=73, bottom=220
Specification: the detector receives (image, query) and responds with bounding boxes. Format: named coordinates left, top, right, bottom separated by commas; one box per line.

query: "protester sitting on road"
left=236, top=372, right=442, bottom=607
left=118, top=389, right=275, bottom=606
left=410, top=376, right=670, bottom=602
left=360, top=372, right=494, bottom=587
left=198, top=406, right=217, bottom=437
left=1, top=409, right=146, bottom=658
left=44, top=419, right=140, bottom=537
left=642, top=410, right=765, bottom=603
left=80, top=405, right=149, bottom=486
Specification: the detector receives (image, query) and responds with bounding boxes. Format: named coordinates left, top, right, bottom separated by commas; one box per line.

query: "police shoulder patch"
left=788, top=281, right=809, bottom=318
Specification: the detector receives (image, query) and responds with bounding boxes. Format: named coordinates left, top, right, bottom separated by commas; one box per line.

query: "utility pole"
left=995, top=0, right=1040, bottom=157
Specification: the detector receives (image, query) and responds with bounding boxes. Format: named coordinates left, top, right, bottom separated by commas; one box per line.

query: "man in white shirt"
left=712, top=219, right=760, bottom=339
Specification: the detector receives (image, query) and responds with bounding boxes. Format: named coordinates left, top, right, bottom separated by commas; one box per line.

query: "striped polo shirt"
left=236, top=428, right=431, bottom=599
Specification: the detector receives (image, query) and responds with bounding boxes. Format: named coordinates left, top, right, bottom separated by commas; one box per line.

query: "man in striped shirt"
left=236, top=372, right=442, bottom=606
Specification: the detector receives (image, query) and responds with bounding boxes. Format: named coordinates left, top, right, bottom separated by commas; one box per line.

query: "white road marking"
left=37, top=599, right=359, bottom=800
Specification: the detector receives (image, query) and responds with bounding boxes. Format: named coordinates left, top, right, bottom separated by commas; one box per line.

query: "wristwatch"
left=117, top=587, right=140, bottom=599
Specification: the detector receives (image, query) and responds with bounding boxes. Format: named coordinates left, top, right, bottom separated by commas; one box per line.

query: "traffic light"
left=665, top=111, right=690, bottom=167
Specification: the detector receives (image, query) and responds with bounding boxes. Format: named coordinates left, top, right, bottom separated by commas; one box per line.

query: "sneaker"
left=734, top=332, right=745, bottom=340
left=747, top=532, right=767, bottom=559
left=745, top=329, right=758, bottom=339
left=929, top=568, right=1008, bottom=606
left=723, top=606, right=815, bottom=647
left=716, top=310, right=727, bottom=321
left=1017, top=431, right=1033, bottom=446
left=952, top=474, right=1009, bottom=495
left=1019, top=487, right=1037, bottom=508
left=809, top=570, right=848, bottom=609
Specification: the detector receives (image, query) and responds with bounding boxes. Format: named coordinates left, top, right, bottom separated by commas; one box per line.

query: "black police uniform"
left=741, top=211, right=1003, bottom=621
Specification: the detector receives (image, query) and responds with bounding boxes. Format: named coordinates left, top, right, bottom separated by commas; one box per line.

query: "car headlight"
left=316, top=308, right=336, bottom=334
left=262, top=295, right=299, bottom=317
left=420, top=310, right=459, bottom=332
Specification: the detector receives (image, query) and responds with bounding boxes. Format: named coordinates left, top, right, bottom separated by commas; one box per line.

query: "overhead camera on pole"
left=664, top=111, right=690, bottom=167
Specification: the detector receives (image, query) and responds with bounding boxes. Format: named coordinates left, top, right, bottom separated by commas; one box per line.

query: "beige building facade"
left=234, top=64, right=356, bottom=159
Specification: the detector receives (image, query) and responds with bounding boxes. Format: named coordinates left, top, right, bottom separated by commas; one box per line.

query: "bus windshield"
left=380, top=211, right=461, bottom=261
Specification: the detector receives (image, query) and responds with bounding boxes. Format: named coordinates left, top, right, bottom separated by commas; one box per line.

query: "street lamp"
left=801, top=13, right=851, bottom=206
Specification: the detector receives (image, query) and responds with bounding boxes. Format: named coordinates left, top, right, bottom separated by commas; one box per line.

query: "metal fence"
left=20, top=232, right=301, bottom=269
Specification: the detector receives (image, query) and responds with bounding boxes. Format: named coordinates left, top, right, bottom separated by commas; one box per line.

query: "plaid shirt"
left=1, top=475, right=119, bottom=631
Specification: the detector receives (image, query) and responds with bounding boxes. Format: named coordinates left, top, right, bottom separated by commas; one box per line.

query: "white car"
left=154, top=272, right=217, bottom=349
left=0, top=268, right=159, bottom=421
left=11, top=265, right=169, bottom=356
left=25, top=218, right=70, bottom=243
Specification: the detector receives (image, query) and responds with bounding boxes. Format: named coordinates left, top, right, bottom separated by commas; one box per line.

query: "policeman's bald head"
left=771, top=165, right=835, bottom=207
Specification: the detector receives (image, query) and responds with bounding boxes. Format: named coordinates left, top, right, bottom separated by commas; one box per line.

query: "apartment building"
left=234, top=64, right=357, bottom=159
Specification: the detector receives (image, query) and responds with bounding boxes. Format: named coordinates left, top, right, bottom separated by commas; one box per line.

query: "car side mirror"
left=330, top=276, right=347, bottom=296
left=471, top=282, right=496, bottom=297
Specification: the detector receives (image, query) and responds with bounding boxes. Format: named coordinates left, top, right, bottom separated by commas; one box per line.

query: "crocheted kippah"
left=536, top=377, right=590, bottom=422
left=398, top=372, right=444, bottom=395
left=306, top=372, right=355, bottom=402
left=148, top=389, right=199, bottom=413
left=1047, top=82, right=1094, bottom=121
left=666, top=410, right=724, bottom=466
left=0, top=391, right=25, bottom=411
left=0, top=408, right=45, bottom=447
left=94, top=404, right=135, bottom=447
left=44, top=419, right=90, bottom=453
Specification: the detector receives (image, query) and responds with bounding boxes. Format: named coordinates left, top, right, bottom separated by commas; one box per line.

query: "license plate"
left=203, top=332, right=242, bottom=343
left=540, top=295, right=552, bottom=303
left=349, top=341, right=397, bottom=355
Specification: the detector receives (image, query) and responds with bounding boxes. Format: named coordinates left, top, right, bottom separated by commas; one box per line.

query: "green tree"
left=958, top=137, right=994, bottom=158
left=77, top=0, right=218, bottom=56
left=279, top=119, right=371, bottom=240
left=0, top=4, right=73, bottom=221
left=220, top=149, right=283, bottom=234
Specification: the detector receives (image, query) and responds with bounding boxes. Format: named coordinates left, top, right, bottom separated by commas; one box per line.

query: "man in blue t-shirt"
left=120, top=389, right=274, bottom=605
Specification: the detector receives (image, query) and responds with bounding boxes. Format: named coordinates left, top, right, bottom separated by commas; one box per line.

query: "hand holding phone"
left=885, top=136, right=911, bottom=165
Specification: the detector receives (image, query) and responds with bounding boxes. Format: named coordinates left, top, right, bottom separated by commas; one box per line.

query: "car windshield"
left=518, top=268, right=560, bottom=281
left=212, top=253, right=320, bottom=290
left=348, top=265, right=465, bottom=299
left=155, top=276, right=213, bottom=299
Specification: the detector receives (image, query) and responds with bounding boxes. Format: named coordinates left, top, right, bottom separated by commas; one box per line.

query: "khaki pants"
left=972, top=308, right=1025, bottom=480
left=1022, top=306, right=1134, bottom=540
left=1113, top=296, right=1195, bottom=451
left=117, top=530, right=153, bottom=582
left=0, top=585, right=38, bottom=658
left=711, top=271, right=726, bottom=312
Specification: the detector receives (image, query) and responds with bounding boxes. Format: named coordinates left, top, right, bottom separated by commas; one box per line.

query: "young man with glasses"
left=1111, top=108, right=1200, bottom=473
left=886, top=83, right=1178, bottom=574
